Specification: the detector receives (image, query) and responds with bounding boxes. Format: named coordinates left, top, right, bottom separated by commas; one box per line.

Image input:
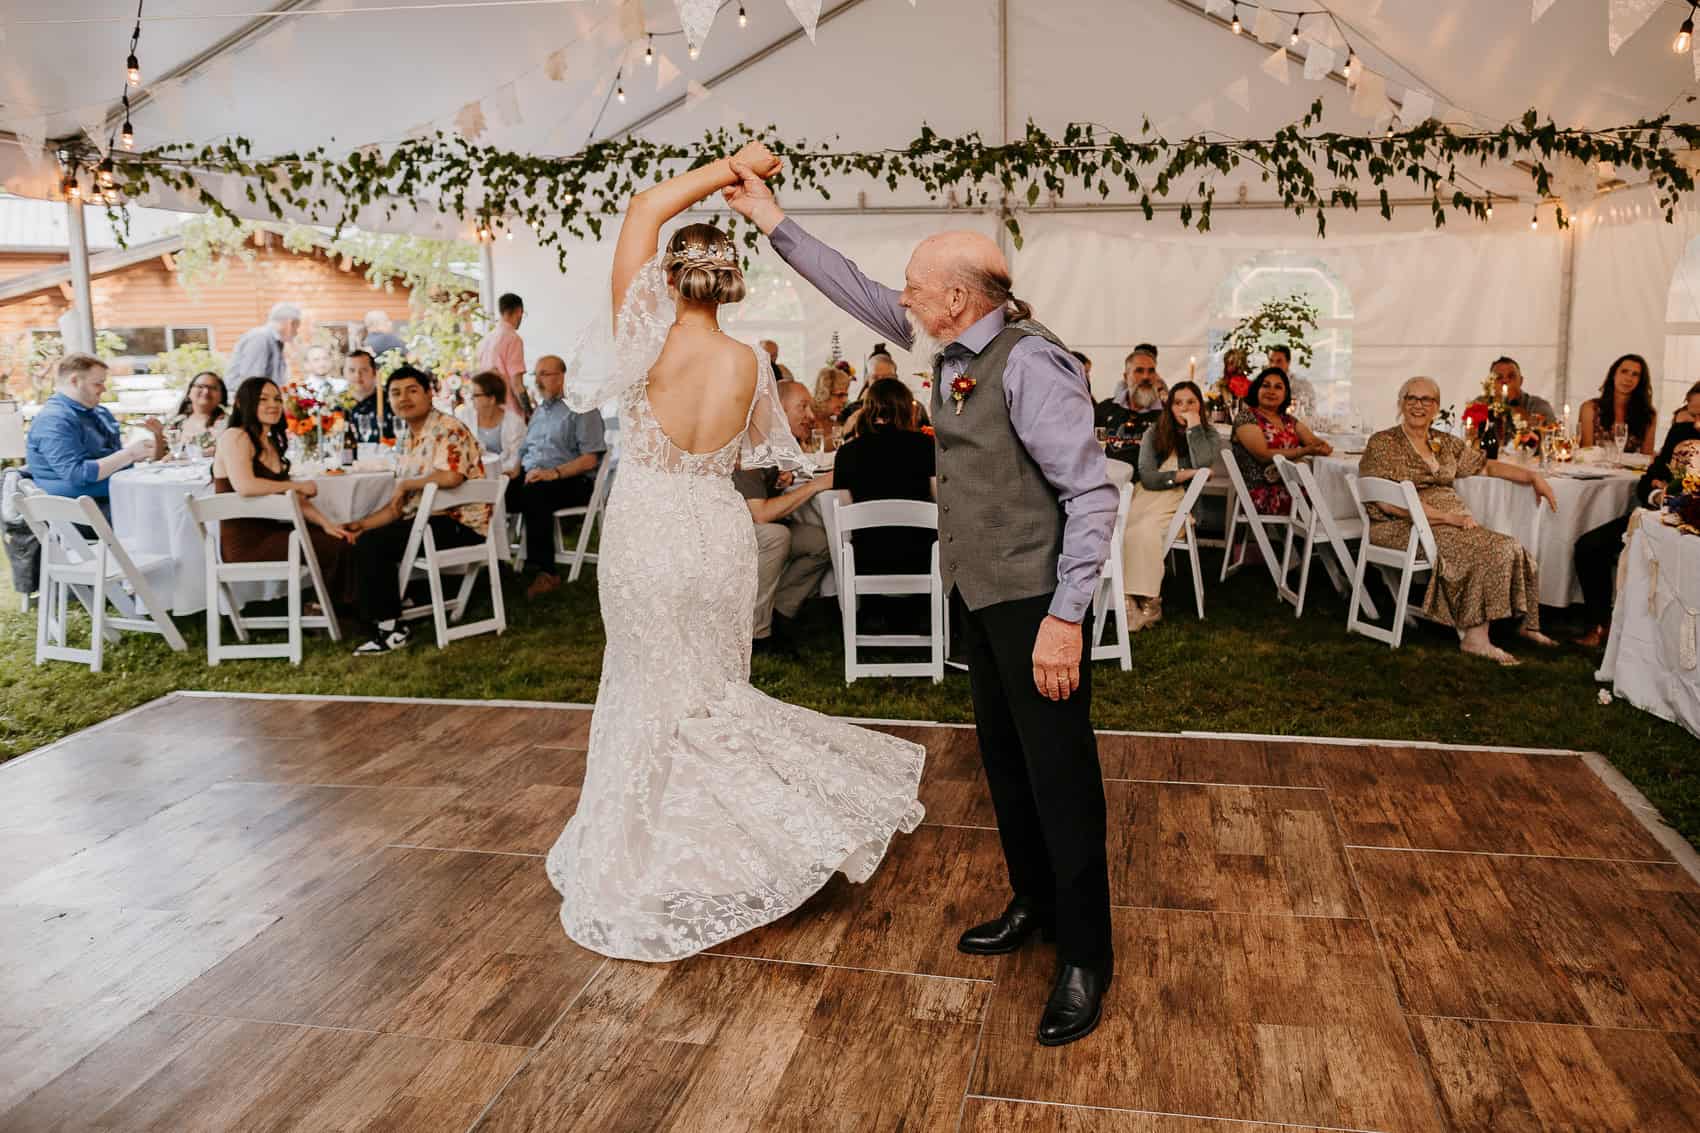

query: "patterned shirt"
left=397, top=409, right=490, bottom=535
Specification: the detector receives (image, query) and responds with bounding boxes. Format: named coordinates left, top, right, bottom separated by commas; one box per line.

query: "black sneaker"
left=353, top=624, right=412, bottom=655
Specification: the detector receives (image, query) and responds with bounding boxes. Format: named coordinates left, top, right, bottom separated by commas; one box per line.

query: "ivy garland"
left=99, top=100, right=1700, bottom=270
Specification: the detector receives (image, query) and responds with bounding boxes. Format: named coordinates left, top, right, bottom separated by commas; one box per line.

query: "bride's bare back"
left=644, top=326, right=758, bottom=455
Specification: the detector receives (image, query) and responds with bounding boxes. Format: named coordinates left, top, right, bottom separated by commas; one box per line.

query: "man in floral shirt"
left=343, top=365, right=489, bottom=654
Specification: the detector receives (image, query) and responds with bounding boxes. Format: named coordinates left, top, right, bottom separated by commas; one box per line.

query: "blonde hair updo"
left=664, top=223, right=746, bottom=305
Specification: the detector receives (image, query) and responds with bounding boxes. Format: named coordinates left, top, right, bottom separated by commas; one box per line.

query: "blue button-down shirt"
left=769, top=217, right=1115, bottom=622
left=520, top=397, right=607, bottom=476
left=25, top=392, right=124, bottom=501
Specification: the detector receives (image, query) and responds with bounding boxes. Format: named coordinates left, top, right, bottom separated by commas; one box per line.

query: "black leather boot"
left=956, top=896, right=1053, bottom=955
left=1037, top=962, right=1110, bottom=1046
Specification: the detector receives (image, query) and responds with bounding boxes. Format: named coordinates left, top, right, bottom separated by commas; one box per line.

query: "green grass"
left=3, top=552, right=1697, bottom=848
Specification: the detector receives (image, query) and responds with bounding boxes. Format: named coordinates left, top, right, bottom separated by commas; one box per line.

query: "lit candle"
left=1188, top=355, right=1197, bottom=381
left=1500, top=383, right=1508, bottom=400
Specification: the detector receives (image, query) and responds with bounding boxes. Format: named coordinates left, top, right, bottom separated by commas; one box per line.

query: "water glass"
left=1612, top=423, right=1629, bottom=454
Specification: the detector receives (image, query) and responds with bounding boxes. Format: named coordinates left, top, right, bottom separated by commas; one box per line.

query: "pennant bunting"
left=1400, top=88, right=1435, bottom=124
left=544, top=48, right=569, bottom=82
left=656, top=52, right=682, bottom=91
left=618, top=0, right=646, bottom=43
left=1303, top=43, right=1335, bottom=80
left=1607, top=0, right=1663, bottom=54
left=491, top=83, right=523, bottom=127
left=1261, top=45, right=1291, bottom=84
left=676, top=0, right=718, bottom=51
left=1252, top=3, right=1283, bottom=44
left=1350, top=70, right=1387, bottom=118
left=786, top=0, right=823, bottom=41
left=454, top=101, right=488, bottom=141
left=1202, top=0, right=1233, bottom=17
left=1532, top=0, right=1558, bottom=21
left=1223, top=76, right=1251, bottom=112
left=686, top=80, right=713, bottom=107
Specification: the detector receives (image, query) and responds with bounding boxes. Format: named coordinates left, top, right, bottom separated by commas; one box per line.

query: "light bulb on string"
left=688, top=42, right=700, bottom=59
left=616, top=72, right=626, bottom=103
left=1530, top=211, right=1539, bottom=231
left=644, top=36, right=653, bottom=65
left=1343, top=51, right=1357, bottom=80
left=120, top=119, right=135, bottom=151
left=1676, top=4, right=1695, bottom=53
left=738, top=3, right=747, bottom=27
left=126, top=53, right=141, bottom=86
left=1290, top=16, right=1301, bottom=46
left=63, top=173, right=80, bottom=201
left=1485, top=194, right=1494, bottom=219
left=1229, top=3, right=1241, bottom=34
left=97, top=157, right=115, bottom=187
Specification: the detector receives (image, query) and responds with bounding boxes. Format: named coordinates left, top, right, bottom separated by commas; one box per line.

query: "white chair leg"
left=1219, top=499, right=1240, bottom=581
left=1187, top=531, right=1206, bottom=619
left=1294, top=532, right=1314, bottom=619
left=89, top=581, right=106, bottom=675
left=841, top=584, right=858, bottom=683
left=1390, top=567, right=1415, bottom=649
left=488, top=545, right=508, bottom=634
left=930, top=582, right=944, bottom=684
left=35, top=570, right=51, bottom=665
left=425, top=560, right=451, bottom=649
left=568, top=513, right=594, bottom=582
left=287, top=536, right=303, bottom=665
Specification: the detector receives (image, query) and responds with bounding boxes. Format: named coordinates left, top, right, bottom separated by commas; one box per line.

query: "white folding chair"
left=1162, top=468, right=1214, bottom=620
left=1271, top=456, right=1377, bottom=619
left=1091, top=482, right=1134, bottom=669
left=552, top=455, right=615, bottom=582
left=1344, top=475, right=1437, bottom=648
left=835, top=499, right=944, bottom=683
left=398, top=476, right=509, bottom=648
left=16, top=493, right=187, bottom=672
left=817, top=487, right=851, bottom=601
left=186, top=491, right=342, bottom=665
left=1218, top=451, right=1291, bottom=591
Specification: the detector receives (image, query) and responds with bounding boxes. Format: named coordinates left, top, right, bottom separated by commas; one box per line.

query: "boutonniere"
left=950, top=374, right=976, bottom=415
left=1428, top=429, right=1443, bottom=456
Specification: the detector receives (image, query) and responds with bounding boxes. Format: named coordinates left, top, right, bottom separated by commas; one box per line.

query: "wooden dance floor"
left=3, top=693, right=1699, bottom=1132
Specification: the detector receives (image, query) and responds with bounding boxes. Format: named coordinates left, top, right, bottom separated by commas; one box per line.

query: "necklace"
left=671, top=320, right=723, bottom=335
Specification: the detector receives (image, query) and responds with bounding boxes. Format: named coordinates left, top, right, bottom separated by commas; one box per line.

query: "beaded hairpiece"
left=669, top=243, right=737, bottom=269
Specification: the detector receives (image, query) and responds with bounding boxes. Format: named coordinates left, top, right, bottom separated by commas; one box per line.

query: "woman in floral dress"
left=1231, top=367, right=1332, bottom=515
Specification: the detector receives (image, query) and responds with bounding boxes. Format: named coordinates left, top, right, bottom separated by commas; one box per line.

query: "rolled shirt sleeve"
left=574, top=409, right=608, bottom=457
left=768, top=219, right=914, bottom=350
left=26, top=398, right=119, bottom=496
left=1003, top=340, right=1117, bottom=622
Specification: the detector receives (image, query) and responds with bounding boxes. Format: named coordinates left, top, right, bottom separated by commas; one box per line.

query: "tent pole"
left=479, top=240, right=497, bottom=325
left=1556, top=221, right=1576, bottom=410
left=64, top=199, right=96, bottom=355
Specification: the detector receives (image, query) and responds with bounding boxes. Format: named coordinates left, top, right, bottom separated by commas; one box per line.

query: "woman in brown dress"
left=210, top=377, right=355, bottom=607
left=1358, top=376, right=1559, bottom=666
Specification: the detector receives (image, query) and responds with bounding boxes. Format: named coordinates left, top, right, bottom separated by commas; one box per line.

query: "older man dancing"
left=727, top=150, right=1118, bottom=1046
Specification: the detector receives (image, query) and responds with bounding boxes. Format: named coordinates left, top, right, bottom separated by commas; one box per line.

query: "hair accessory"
left=671, top=243, right=737, bottom=268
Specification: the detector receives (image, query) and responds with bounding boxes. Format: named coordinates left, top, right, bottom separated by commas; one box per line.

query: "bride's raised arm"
left=610, top=142, right=782, bottom=322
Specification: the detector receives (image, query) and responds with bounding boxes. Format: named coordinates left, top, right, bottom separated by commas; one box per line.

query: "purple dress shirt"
left=769, top=218, right=1115, bottom=622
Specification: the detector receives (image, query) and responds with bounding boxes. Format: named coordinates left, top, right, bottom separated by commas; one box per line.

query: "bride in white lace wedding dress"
left=545, top=145, right=926, bottom=962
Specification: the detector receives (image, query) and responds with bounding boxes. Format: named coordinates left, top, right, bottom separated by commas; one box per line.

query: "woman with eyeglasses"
left=1230, top=366, right=1332, bottom=515
left=454, top=370, right=525, bottom=479
left=1356, top=376, right=1559, bottom=666
left=170, top=371, right=229, bottom=455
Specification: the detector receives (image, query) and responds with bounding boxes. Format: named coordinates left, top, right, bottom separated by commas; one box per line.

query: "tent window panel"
left=723, top=263, right=807, bottom=376
left=1209, top=252, right=1354, bottom=417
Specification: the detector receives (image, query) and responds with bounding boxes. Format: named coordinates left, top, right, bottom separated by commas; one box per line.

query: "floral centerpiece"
left=282, top=383, right=344, bottom=460
left=1662, top=439, right=1700, bottom=534
left=1205, top=347, right=1251, bottom=420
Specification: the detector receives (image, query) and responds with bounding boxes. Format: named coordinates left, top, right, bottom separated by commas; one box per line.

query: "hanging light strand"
left=1676, top=1, right=1697, bottom=53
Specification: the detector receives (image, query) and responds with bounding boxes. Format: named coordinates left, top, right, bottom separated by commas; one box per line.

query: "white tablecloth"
left=1309, top=455, right=1638, bottom=607
left=1599, top=513, right=1700, bottom=741
left=110, top=464, right=395, bottom=615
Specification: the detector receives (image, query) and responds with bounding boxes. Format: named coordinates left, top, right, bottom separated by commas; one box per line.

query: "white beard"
left=906, top=310, right=945, bottom=370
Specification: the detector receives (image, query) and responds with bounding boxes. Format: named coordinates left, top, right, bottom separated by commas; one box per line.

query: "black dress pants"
left=506, top=475, right=595, bottom=575
left=351, top=515, right=480, bottom=627
left=1575, top=513, right=1632, bottom=628
left=953, top=588, right=1113, bottom=975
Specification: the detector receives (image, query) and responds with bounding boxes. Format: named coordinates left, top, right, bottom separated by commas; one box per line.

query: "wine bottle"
left=1481, top=412, right=1501, bottom=460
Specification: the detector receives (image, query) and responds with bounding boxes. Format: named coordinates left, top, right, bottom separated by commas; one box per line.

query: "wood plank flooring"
left=3, top=693, right=1697, bottom=1132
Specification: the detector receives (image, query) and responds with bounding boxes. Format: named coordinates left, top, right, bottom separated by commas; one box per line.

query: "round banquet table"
left=1308, top=455, right=1640, bottom=608
left=109, top=462, right=397, bottom=615
left=1599, top=512, right=1700, bottom=741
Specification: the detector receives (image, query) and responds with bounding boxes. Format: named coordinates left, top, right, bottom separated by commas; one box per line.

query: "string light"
left=738, top=3, right=747, bottom=27
left=1229, top=2, right=1241, bottom=34
left=1677, top=2, right=1696, bottom=53
left=62, top=172, right=81, bottom=201
left=616, top=71, right=626, bottom=103
left=120, top=119, right=134, bottom=150
left=97, top=157, right=115, bottom=187
left=126, top=52, right=141, bottom=86
left=1485, top=194, right=1494, bottom=219
left=1530, top=211, right=1539, bottom=231
left=1290, top=15, right=1301, bottom=46
left=1343, top=51, right=1357, bottom=80
left=688, top=42, right=699, bottom=59
left=644, top=35, right=653, bottom=64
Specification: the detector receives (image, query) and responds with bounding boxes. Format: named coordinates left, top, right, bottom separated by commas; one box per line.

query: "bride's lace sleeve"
left=560, top=254, right=673, bottom=413
left=741, top=348, right=816, bottom=474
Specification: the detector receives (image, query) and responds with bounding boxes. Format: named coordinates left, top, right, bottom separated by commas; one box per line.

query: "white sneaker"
left=353, top=624, right=412, bottom=655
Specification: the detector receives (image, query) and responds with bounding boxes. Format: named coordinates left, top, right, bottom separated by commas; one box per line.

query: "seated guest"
left=1098, top=345, right=1164, bottom=465
left=25, top=352, right=163, bottom=518
left=1123, top=380, right=1225, bottom=631
left=1266, top=344, right=1318, bottom=416
left=736, top=380, right=835, bottom=655
left=833, top=377, right=937, bottom=577
left=1358, top=376, right=1558, bottom=666
left=1672, top=380, right=1700, bottom=425
left=170, top=371, right=229, bottom=453
left=810, top=365, right=852, bottom=446
left=342, top=366, right=489, bottom=654
left=1571, top=417, right=1700, bottom=647
left=1475, top=356, right=1557, bottom=425
left=840, top=346, right=901, bottom=424
left=1579, top=353, right=1657, bottom=455
left=1231, top=366, right=1332, bottom=515
left=455, top=370, right=525, bottom=480
left=212, top=377, right=353, bottom=605
left=343, top=349, right=393, bottom=442
left=509, top=353, right=606, bottom=599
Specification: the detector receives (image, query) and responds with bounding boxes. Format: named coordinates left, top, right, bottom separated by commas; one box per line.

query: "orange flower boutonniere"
left=949, top=374, right=976, bottom=415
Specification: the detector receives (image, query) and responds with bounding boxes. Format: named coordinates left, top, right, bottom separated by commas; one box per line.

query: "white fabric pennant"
left=656, top=52, right=682, bottom=91
left=1252, top=3, right=1284, bottom=44
left=618, top=0, right=646, bottom=43
left=1401, top=88, right=1436, bottom=124
left=1261, top=45, right=1291, bottom=84
left=786, top=0, right=823, bottom=41
left=545, top=48, right=569, bottom=82
left=676, top=0, right=718, bottom=50
left=1608, top=0, right=1663, bottom=54
left=1202, top=0, right=1233, bottom=17
left=454, top=101, right=488, bottom=141
left=491, top=83, right=522, bottom=127
left=1303, top=43, right=1336, bottom=80
left=1304, top=18, right=1343, bottom=50
left=1532, top=0, right=1558, bottom=21
left=1223, top=76, right=1251, bottom=112
left=685, top=79, right=713, bottom=107
left=1350, top=69, right=1387, bottom=117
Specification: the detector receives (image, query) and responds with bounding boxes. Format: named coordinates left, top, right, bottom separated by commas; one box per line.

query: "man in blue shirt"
left=510, top=352, right=606, bottom=598
left=26, top=353, right=162, bottom=517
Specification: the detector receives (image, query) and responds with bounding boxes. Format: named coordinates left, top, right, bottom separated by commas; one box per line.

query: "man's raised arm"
left=724, top=160, right=913, bottom=350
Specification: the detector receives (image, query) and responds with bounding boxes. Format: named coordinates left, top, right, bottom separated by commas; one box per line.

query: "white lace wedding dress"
left=544, top=256, right=927, bottom=962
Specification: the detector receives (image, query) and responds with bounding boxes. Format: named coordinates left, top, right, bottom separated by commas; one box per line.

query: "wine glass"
left=1094, top=426, right=1109, bottom=446
left=1612, top=423, right=1629, bottom=457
